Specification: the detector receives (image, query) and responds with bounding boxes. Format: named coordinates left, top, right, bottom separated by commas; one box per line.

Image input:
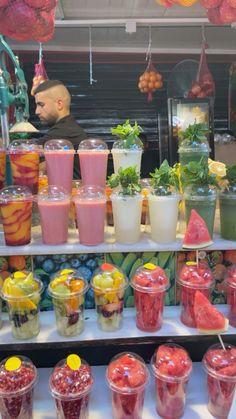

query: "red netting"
left=138, top=59, right=163, bottom=103
left=0, top=0, right=57, bottom=42
left=188, top=42, right=215, bottom=99
left=31, top=60, right=48, bottom=96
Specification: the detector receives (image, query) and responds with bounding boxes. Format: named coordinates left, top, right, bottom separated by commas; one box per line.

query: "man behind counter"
left=34, top=79, right=87, bottom=178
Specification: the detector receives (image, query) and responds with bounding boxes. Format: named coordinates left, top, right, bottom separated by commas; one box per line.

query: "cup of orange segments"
left=48, top=269, right=88, bottom=337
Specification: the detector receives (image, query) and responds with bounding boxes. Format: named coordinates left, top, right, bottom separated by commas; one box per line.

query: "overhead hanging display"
left=188, top=41, right=215, bottom=99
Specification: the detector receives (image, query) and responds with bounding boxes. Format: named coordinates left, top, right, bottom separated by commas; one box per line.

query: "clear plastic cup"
left=44, top=139, right=75, bottom=193
left=49, top=354, right=93, bottom=419
left=111, top=137, right=143, bottom=175
left=48, top=270, right=88, bottom=337
left=1, top=271, right=43, bottom=340
left=0, top=355, right=37, bottom=419
left=130, top=263, right=169, bottom=332
left=225, top=264, right=236, bottom=327
left=0, top=139, right=6, bottom=190
left=151, top=343, right=192, bottom=419
left=8, top=139, right=42, bottom=194
left=203, top=343, right=236, bottom=418
left=37, top=185, right=70, bottom=245
left=0, top=186, right=33, bottom=246
left=106, top=352, right=149, bottom=419
left=177, top=261, right=214, bottom=327
left=73, top=185, right=106, bottom=246
left=91, top=263, right=128, bottom=331
left=77, top=138, right=109, bottom=188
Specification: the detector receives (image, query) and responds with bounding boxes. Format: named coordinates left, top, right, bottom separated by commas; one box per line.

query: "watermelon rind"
left=182, top=240, right=213, bottom=250
left=197, top=318, right=229, bottom=335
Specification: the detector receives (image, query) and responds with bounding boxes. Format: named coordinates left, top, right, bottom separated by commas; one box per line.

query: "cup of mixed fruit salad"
left=130, top=263, right=169, bottom=332
left=151, top=343, right=192, bottom=419
left=48, top=269, right=88, bottom=337
left=106, top=352, right=149, bottom=419
left=177, top=261, right=214, bottom=327
left=0, top=355, right=37, bottom=419
left=203, top=343, right=236, bottom=418
left=1, top=271, right=43, bottom=340
left=225, top=264, right=236, bottom=327
left=49, top=354, right=93, bottom=419
left=91, top=263, right=128, bottom=332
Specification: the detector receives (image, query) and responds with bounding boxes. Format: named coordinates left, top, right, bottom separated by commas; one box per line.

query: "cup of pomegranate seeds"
left=0, top=355, right=37, bottom=419
left=49, top=354, right=94, bottom=419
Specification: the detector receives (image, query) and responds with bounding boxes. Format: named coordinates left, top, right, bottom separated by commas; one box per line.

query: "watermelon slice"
left=194, top=290, right=228, bottom=334
left=183, top=209, right=213, bottom=249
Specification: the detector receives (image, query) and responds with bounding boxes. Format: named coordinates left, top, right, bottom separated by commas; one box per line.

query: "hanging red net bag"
left=31, top=59, right=48, bottom=96
left=188, top=42, right=215, bottom=99
left=0, top=0, right=57, bottom=42
left=138, top=59, right=163, bottom=103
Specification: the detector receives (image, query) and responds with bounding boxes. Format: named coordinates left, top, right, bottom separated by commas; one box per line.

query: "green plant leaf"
left=107, top=166, right=141, bottom=196
left=149, top=159, right=180, bottom=195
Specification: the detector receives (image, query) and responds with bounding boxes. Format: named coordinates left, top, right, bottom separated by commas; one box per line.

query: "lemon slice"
left=209, top=161, right=226, bottom=178
left=14, top=271, right=26, bottom=279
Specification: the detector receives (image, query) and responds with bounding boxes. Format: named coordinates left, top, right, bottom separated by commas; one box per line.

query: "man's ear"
left=57, top=99, right=64, bottom=111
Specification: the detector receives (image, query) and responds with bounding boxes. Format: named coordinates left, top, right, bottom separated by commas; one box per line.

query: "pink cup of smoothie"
left=37, top=185, right=70, bottom=245
left=73, top=185, right=106, bottom=245
left=77, top=138, right=109, bottom=188
left=44, top=139, right=75, bottom=193
left=225, top=264, right=236, bottom=327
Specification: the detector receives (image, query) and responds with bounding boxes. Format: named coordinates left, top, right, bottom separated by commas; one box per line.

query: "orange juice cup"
left=0, top=186, right=33, bottom=246
left=8, top=140, right=42, bottom=195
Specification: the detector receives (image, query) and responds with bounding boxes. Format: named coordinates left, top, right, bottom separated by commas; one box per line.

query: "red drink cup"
left=8, top=139, right=42, bottom=194
left=37, top=185, right=70, bottom=245
left=0, top=355, right=37, bottom=419
left=50, top=354, right=93, bottom=419
left=130, top=263, right=169, bottom=332
left=177, top=261, right=214, bottom=327
left=225, top=264, right=236, bottom=327
left=77, top=138, right=109, bottom=188
left=203, top=343, right=236, bottom=418
left=44, top=139, right=75, bottom=193
left=106, top=352, right=149, bottom=419
left=151, top=343, right=192, bottom=419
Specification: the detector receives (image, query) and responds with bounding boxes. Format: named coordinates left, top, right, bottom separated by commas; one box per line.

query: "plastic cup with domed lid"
left=111, top=135, right=143, bottom=175
left=49, top=354, right=93, bottom=419
left=0, top=355, right=37, bottom=419
left=77, top=138, right=109, bottom=188
left=73, top=185, right=106, bottom=246
left=44, top=139, right=75, bottom=193
left=0, top=138, right=6, bottom=190
left=0, top=185, right=33, bottom=246
left=37, top=185, right=71, bottom=245
left=8, top=139, right=42, bottom=194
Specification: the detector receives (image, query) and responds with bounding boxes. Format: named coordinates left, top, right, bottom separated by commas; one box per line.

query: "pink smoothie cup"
left=44, top=139, right=75, bottom=193
left=203, top=343, right=236, bottom=418
left=77, top=138, right=109, bottom=188
left=177, top=261, right=214, bottom=327
left=130, top=263, right=169, bottom=332
left=73, top=185, right=106, bottom=245
left=225, top=264, right=236, bottom=327
left=37, top=185, right=70, bottom=245
left=151, top=343, right=192, bottom=419
left=0, top=355, right=37, bottom=419
left=106, top=352, right=149, bottom=419
left=8, top=139, right=42, bottom=195
left=49, top=355, right=94, bottom=419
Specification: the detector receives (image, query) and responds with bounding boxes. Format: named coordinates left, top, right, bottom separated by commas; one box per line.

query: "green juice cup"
left=219, top=190, right=236, bottom=240
left=178, top=142, right=209, bottom=167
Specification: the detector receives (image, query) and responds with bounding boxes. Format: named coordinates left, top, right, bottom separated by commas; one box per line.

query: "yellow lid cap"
left=5, top=356, right=21, bottom=371
left=144, top=263, right=156, bottom=270
left=66, top=354, right=81, bottom=371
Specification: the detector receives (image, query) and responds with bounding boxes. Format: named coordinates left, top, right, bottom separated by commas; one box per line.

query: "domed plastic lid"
left=78, top=138, right=108, bottom=151
left=151, top=343, right=192, bottom=381
left=73, top=185, right=106, bottom=201
left=37, top=185, right=70, bottom=201
left=131, top=263, right=169, bottom=293
left=0, top=185, right=33, bottom=203
left=225, top=265, right=236, bottom=289
left=112, top=138, right=143, bottom=150
left=8, top=139, right=42, bottom=153
left=44, top=139, right=74, bottom=151
left=1, top=271, right=43, bottom=301
left=49, top=354, right=93, bottom=399
left=48, top=272, right=88, bottom=299
left=106, top=352, right=149, bottom=394
left=203, top=343, right=236, bottom=381
left=0, top=355, right=37, bottom=396
left=177, top=261, right=214, bottom=289
left=91, top=263, right=128, bottom=292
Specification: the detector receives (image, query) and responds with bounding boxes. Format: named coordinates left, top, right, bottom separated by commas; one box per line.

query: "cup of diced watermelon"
left=177, top=261, right=214, bottom=327
left=151, top=343, right=192, bottom=419
left=49, top=354, right=94, bottom=419
left=106, top=352, right=149, bottom=419
left=203, top=343, right=236, bottom=419
left=130, top=263, right=169, bottom=332
left=225, top=265, right=236, bottom=327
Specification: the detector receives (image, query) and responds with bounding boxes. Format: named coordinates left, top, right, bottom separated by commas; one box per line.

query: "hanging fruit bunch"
left=201, top=0, right=236, bottom=24
left=188, top=42, right=215, bottom=99
left=138, top=60, right=163, bottom=103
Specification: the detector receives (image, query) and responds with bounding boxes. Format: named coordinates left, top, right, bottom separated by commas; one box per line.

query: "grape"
left=85, top=259, right=98, bottom=270
left=42, top=259, right=55, bottom=274
left=77, top=266, right=92, bottom=282
left=70, top=258, right=81, bottom=269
